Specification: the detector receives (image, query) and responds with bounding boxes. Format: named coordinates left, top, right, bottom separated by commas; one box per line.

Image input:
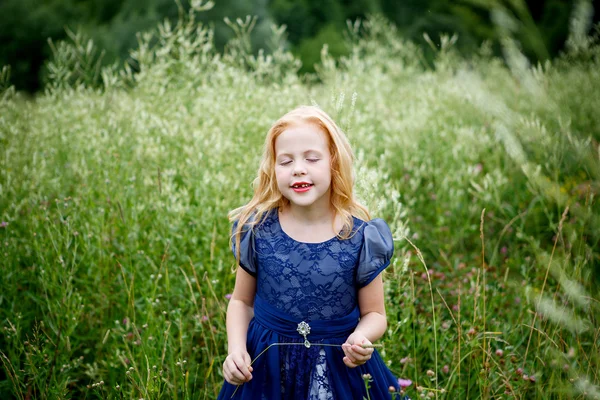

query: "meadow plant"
left=1, top=2, right=599, bottom=399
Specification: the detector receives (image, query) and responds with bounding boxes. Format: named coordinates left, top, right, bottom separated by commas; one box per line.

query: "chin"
left=282, top=195, right=312, bottom=208
left=285, top=198, right=313, bottom=207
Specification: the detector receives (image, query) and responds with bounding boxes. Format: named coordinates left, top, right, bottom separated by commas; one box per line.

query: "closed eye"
left=279, top=160, right=292, bottom=166
left=307, top=159, right=320, bottom=163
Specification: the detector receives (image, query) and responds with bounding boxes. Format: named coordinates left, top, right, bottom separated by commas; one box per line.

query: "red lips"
left=290, top=181, right=313, bottom=192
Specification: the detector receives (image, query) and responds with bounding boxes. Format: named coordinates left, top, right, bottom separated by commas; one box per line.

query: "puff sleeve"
left=231, top=221, right=257, bottom=277
left=356, top=219, right=394, bottom=287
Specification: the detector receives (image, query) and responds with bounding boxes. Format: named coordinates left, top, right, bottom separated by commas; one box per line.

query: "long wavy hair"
left=229, top=105, right=370, bottom=264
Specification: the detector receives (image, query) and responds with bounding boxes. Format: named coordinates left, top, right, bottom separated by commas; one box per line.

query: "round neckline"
left=274, top=210, right=341, bottom=246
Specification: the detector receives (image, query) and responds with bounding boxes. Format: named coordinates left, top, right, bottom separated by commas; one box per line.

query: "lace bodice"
left=232, top=210, right=393, bottom=321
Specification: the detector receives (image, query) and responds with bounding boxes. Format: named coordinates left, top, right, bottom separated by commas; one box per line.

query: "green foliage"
left=0, top=0, right=274, bottom=92
left=296, top=23, right=349, bottom=73
left=1, top=6, right=599, bottom=400
left=2, top=0, right=590, bottom=92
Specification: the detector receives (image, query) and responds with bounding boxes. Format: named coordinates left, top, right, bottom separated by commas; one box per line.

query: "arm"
left=342, top=274, right=387, bottom=368
left=223, top=267, right=257, bottom=384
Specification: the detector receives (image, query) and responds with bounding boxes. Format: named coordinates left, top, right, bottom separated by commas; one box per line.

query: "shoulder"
left=354, top=217, right=394, bottom=286
left=230, top=209, right=279, bottom=275
left=232, top=208, right=277, bottom=235
left=364, top=218, right=392, bottom=237
left=351, top=217, right=392, bottom=237
left=353, top=217, right=393, bottom=254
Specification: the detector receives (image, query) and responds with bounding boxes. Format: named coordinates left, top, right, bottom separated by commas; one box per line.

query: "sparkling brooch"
left=296, top=321, right=311, bottom=348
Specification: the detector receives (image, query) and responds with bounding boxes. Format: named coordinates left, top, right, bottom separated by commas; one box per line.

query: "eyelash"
left=279, top=158, right=320, bottom=166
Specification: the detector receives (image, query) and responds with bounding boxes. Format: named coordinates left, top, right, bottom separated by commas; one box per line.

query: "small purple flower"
left=398, top=378, right=412, bottom=388
left=0, top=221, right=7, bottom=228
left=225, top=293, right=232, bottom=300
left=501, top=246, right=508, bottom=255
left=201, top=315, right=209, bottom=322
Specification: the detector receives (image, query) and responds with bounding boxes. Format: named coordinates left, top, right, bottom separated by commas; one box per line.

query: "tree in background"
left=0, top=0, right=273, bottom=93
left=91, top=0, right=273, bottom=66
left=269, top=0, right=381, bottom=73
left=0, top=0, right=119, bottom=93
left=0, top=0, right=596, bottom=93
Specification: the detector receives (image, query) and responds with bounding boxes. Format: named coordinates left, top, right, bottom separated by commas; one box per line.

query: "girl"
left=218, top=106, right=401, bottom=399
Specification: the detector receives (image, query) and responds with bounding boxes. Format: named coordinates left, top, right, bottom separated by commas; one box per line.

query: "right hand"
left=223, top=350, right=253, bottom=385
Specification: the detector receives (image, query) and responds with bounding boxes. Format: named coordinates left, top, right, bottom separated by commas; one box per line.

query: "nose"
left=292, top=160, right=307, bottom=176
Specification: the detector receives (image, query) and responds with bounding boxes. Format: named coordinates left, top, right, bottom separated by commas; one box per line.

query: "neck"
left=285, top=203, right=334, bottom=224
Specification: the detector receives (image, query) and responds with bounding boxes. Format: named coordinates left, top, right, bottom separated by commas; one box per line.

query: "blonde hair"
left=229, top=105, right=370, bottom=263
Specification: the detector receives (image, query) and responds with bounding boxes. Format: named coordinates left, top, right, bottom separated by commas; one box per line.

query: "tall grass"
left=1, top=1, right=599, bottom=398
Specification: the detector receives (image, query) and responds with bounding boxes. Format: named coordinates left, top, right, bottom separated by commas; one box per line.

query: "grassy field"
left=1, top=3, right=599, bottom=399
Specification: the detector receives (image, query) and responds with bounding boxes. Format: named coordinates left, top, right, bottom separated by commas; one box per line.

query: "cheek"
left=322, top=164, right=332, bottom=182
left=274, top=167, right=288, bottom=185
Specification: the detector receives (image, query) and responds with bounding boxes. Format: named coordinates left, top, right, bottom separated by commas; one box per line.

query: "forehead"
left=274, top=122, right=329, bottom=155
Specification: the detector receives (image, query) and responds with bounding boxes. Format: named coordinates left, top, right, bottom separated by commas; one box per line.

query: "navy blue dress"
left=218, top=209, right=400, bottom=399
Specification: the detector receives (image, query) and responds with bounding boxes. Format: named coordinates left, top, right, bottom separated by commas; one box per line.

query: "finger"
left=243, top=354, right=254, bottom=374
left=231, top=369, right=247, bottom=383
left=241, top=353, right=252, bottom=372
left=343, top=347, right=359, bottom=363
left=351, top=345, right=372, bottom=356
left=232, top=356, right=253, bottom=381
left=233, top=365, right=251, bottom=382
left=349, top=353, right=369, bottom=364
left=343, top=356, right=359, bottom=368
left=224, top=367, right=242, bottom=385
left=349, top=353, right=361, bottom=363
left=345, top=356, right=367, bottom=367
left=224, top=361, right=234, bottom=383
left=354, top=355, right=370, bottom=364
left=347, top=345, right=371, bottom=361
left=227, top=358, right=249, bottom=382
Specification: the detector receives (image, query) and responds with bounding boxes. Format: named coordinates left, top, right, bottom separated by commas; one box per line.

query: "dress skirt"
left=217, top=295, right=400, bottom=400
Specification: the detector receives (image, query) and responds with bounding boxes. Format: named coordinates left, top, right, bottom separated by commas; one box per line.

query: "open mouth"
left=291, top=182, right=313, bottom=192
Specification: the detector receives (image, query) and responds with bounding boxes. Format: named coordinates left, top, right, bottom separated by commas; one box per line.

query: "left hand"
left=342, top=332, right=374, bottom=368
